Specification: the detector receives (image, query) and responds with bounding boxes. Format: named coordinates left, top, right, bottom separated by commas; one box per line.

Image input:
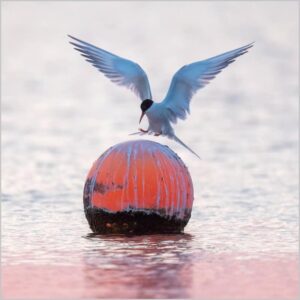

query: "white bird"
left=69, top=35, right=253, bottom=159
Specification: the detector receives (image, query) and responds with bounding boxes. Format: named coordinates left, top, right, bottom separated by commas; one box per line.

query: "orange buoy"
left=83, top=140, right=194, bottom=234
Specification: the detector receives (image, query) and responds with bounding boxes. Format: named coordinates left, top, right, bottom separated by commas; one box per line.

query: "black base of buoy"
left=84, top=207, right=191, bottom=235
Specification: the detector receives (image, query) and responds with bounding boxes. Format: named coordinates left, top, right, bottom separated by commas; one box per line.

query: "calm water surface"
left=2, top=1, right=298, bottom=299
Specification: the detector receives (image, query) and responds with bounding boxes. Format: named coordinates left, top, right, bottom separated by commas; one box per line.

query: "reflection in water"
left=83, top=234, right=194, bottom=298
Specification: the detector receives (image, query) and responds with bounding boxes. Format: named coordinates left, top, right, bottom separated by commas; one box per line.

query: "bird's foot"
left=139, top=128, right=148, bottom=133
left=154, top=131, right=162, bottom=136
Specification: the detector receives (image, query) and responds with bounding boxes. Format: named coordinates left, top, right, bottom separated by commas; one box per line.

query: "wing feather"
left=68, top=35, right=152, bottom=100
left=162, top=43, right=254, bottom=123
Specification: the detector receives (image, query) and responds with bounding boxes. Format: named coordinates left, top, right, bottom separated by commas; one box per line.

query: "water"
left=2, top=1, right=298, bottom=299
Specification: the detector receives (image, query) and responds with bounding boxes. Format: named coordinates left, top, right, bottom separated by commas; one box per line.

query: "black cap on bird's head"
left=139, top=99, right=153, bottom=123
left=140, top=99, right=153, bottom=112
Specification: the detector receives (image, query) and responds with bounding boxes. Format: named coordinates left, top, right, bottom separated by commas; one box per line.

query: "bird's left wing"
left=68, top=35, right=152, bottom=100
left=161, top=43, right=254, bottom=123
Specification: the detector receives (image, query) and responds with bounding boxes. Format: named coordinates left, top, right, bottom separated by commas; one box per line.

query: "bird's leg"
left=154, top=131, right=162, bottom=136
left=139, top=128, right=148, bottom=133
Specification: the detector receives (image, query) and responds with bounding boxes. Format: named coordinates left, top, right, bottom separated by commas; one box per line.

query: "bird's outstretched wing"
left=161, top=43, right=254, bottom=123
left=68, top=35, right=152, bottom=100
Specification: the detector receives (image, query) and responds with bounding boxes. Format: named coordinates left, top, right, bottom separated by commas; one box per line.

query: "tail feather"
left=172, top=135, right=201, bottom=160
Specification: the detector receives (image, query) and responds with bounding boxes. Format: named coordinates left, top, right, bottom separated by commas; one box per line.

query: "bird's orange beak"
left=139, top=112, right=145, bottom=124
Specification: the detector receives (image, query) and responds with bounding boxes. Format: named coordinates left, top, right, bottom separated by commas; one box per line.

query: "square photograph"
left=1, top=1, right=298, bottom=299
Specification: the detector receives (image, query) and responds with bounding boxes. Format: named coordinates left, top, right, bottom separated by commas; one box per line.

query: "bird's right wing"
left=68, top=35, right=152, bottom=100
left=161, top=43, right=254, bottom=123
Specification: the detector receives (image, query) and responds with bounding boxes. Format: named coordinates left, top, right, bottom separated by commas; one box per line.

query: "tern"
left=69, top=35, right=253, bottom=159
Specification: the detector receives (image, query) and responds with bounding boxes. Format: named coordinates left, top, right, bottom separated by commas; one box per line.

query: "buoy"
left=83, top=140, right=194, bottom=234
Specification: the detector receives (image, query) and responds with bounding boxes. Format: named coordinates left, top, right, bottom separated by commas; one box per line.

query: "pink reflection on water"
left=3, top=253, right=298, bottom=299
left=190, top=254, right=299, bottom=300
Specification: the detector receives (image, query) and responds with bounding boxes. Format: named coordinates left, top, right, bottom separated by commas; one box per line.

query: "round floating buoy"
left=83, top=140, right=194, bottom=234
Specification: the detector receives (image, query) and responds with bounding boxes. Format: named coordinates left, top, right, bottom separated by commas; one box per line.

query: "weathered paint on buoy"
left=83, top=140, right=194, bottom=234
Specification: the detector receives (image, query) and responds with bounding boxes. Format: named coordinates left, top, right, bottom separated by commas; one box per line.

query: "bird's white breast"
left=146, top=103, right=173, bottom=136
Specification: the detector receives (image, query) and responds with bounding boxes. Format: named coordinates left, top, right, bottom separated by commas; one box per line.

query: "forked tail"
left=172, top=135, right=201, bottom=160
